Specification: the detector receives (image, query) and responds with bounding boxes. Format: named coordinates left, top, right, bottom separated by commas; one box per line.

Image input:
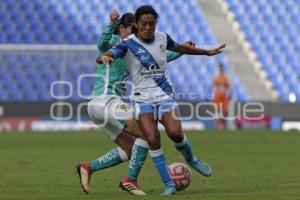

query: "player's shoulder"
left=112, top=35, right=135, bottom=49
left=155, top=31, right=168, bottom=38
left=127, top=34, right=136, bottom=40
left=118, top=34, right=135, bottom=44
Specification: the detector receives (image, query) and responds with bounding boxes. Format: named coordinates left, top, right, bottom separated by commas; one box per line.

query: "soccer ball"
left=168, top=162, right=192, bottom=191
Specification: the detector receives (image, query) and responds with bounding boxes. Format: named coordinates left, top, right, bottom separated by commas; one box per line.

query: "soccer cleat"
left=76, top=162, right=92, bottom=194
left=160, top=184, right=176, bottom=196
left=188, top=158, right=213, bottom=177
left=119, top=176, right=146, bottom=196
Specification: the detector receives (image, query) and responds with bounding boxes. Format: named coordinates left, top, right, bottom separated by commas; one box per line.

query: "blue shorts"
left=134, top=98, right=179, bottom=120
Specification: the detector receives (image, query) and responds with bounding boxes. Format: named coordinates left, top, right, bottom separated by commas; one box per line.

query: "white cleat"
left=76, top=162, right=92, bottom=194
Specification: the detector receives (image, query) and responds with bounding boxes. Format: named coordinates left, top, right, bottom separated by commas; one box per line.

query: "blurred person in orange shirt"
left=213, top=63, right=231, bottom=129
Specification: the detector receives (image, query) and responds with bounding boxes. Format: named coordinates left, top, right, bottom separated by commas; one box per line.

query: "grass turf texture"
left=0, top=130, right=300, bottom=200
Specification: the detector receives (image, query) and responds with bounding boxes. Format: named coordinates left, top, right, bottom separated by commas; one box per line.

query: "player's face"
left=136, top=14, right=156, bottom=42
left=125, top=25, right=134, bottom=36
left=119, top=24, right=134, bottom=39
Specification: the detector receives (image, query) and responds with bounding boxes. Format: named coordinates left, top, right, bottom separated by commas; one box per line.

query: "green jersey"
left=90, top=22, right=182, bottom=98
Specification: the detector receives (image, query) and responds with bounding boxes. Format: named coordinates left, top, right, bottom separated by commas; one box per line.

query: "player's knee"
left=117, top=145, right=132, bottom=159
left=147, top=136, right=158, bottom=147
left=124, top=148, right=132, bottom=159
left=145, top=134, right=160, bottom=149
left=166, top=127, right=183, bottom=143
left=114, top=133, right=134, bottom=158
left=148, top=141, right=160, bottom=150
left=171, top=134, right=184, bottom=143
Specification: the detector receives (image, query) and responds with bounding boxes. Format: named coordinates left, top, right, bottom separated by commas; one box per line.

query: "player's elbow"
left=175, top=45, right=185, bottom=54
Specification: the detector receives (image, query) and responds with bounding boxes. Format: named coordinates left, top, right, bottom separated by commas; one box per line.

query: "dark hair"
left=135, top=5, right=159, bottom=21
left=114, top=13, right=135, bottom=35
left=132, top=5, right=159, bottom=33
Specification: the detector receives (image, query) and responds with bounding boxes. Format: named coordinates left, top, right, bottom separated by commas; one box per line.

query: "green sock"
left=91, top=147, right=128, bottom=173
left=128, top=139, right=149, bottom=180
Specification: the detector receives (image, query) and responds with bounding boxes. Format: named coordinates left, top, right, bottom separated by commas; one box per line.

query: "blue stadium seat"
left=227, top=0, right=300, bottom=102
left=0, top=0, right=249, bottom=102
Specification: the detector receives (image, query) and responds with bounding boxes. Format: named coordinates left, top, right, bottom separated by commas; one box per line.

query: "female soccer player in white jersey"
left=97, top=5, right=226, bottom=195
left=76, top=10, right=188, bottom=195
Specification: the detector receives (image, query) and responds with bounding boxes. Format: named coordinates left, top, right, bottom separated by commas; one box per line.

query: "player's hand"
left=184, top=40, right=196, bottom=47
left=98, top=55, right=114, bottom=64
left=110, top=10, right=120, bottom=24
left=207, top=43, right=226, bottom=56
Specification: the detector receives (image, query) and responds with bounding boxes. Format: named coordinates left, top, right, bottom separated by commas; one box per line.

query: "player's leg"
left=123, top=119, right=148, bottom=180
left=215, top=95, right=226, bottom=130
left=76, top=97, right=135, bottom=193
left=159, top=100, right=212, bottom=177
left=77, top=134, right=133, bottom=194
left=221, top=97, right=229, bottom=129
left=87, top=125, right=135, bottom=172
left=88, top=97, right=134, bottom=162
left=119, top=119, right=148, bottom=195
left=110, top=101, right=149, bottom=195
left=78, top=121, right=148, bottom=194
left=130, top=102, right=175, bottom=195
left=119, top=137, right=148, bottom=195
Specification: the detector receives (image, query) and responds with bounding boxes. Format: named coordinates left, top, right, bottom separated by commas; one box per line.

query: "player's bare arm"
left=96, top=40, right=196, bottom=65
left=175, top=43, right=226, bottom=56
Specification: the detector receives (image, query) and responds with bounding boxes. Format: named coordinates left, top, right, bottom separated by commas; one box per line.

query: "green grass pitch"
left=0, top=130, right=300, bottom=200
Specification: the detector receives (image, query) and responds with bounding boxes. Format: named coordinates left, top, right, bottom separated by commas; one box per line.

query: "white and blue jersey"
left=110, top=32, right=178, bottom=103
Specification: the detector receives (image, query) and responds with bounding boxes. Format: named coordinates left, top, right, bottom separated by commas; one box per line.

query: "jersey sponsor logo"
left=140, top=68, right=165, bottom=78
left=140, top=63, right=162, bottom=78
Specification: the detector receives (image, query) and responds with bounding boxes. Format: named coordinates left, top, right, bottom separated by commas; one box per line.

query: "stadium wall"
left=1, top=102, right=300, bottom=132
